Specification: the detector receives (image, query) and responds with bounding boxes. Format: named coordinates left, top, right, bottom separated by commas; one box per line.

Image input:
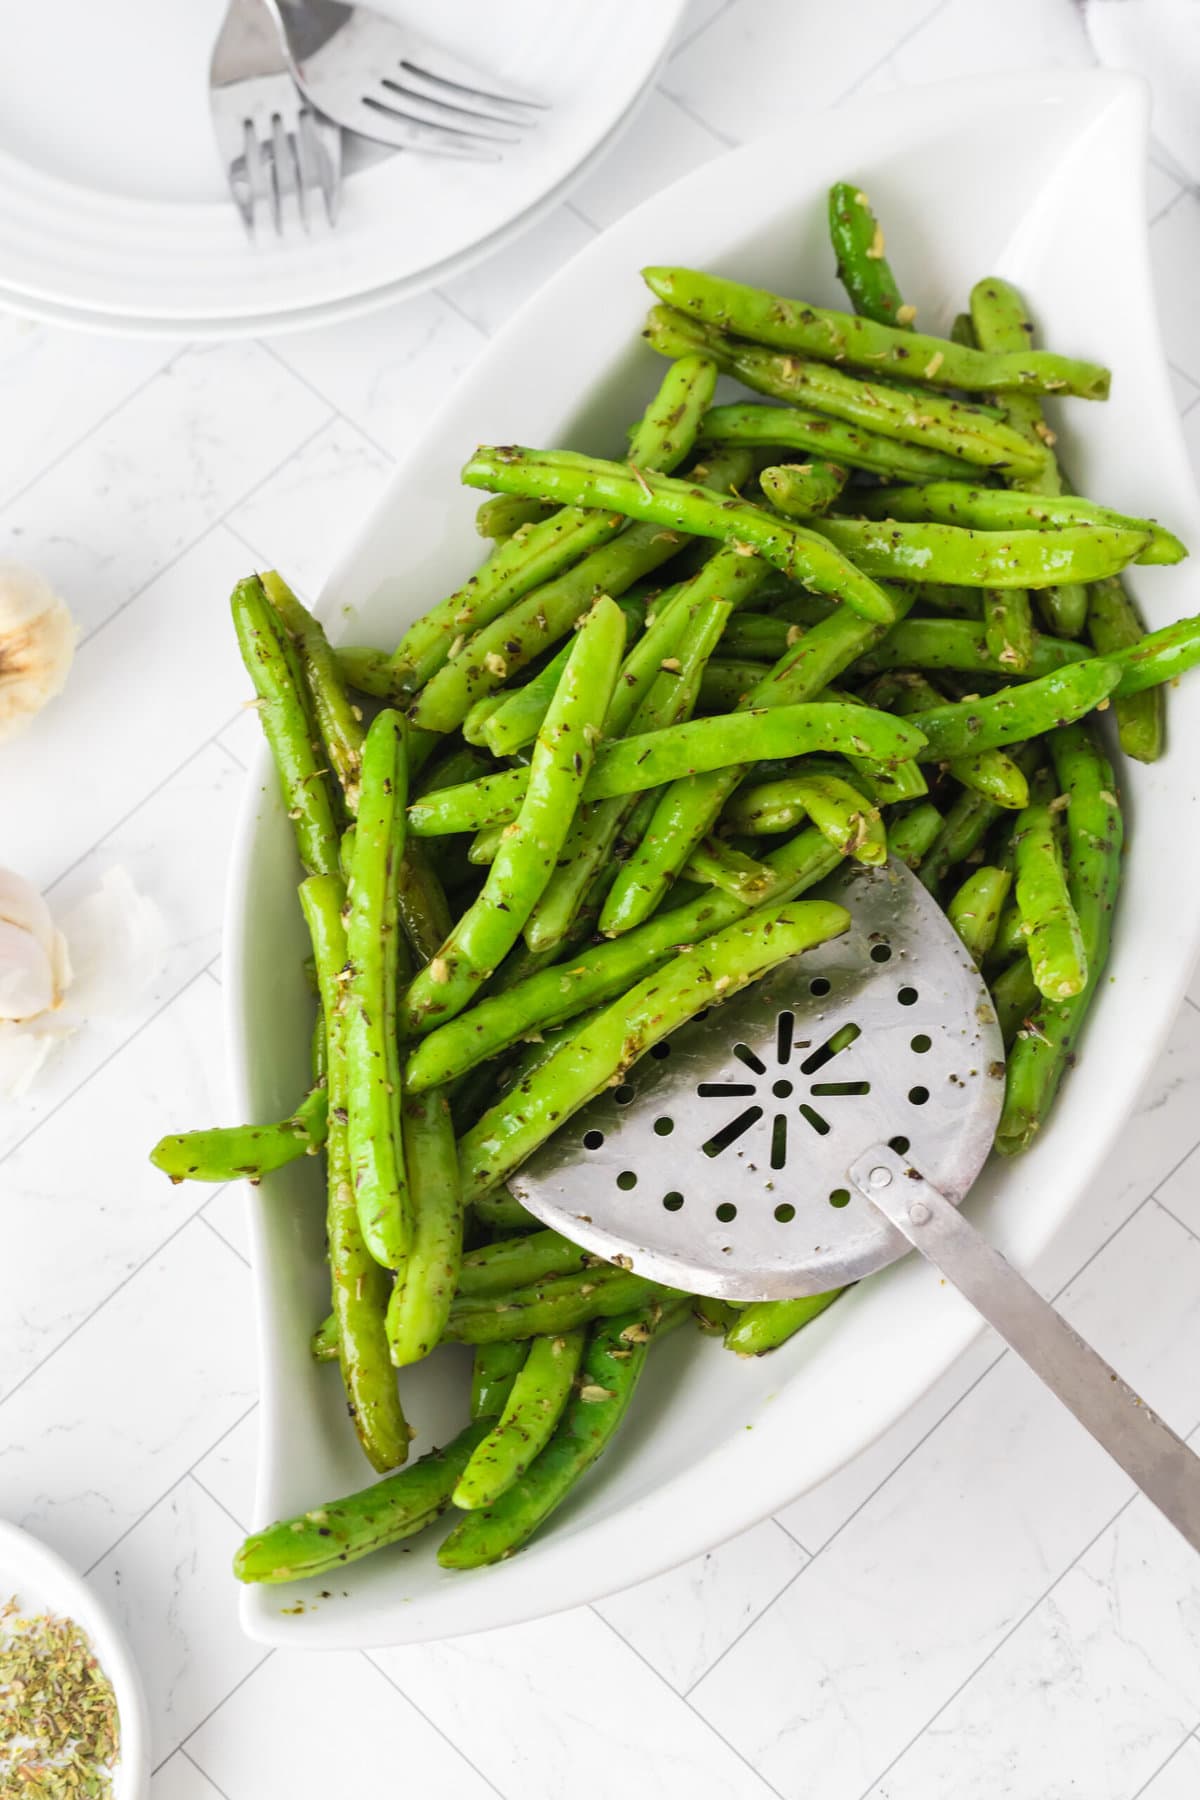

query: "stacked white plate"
left=0, top=0, right=688, bottom=337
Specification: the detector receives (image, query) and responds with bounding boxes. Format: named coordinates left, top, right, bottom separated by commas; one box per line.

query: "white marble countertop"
left=4, top=2, right=1200, bottom=1795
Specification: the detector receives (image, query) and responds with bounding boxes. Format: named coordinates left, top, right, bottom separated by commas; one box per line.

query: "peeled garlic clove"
left=0, top=919, right=58, bottom=1021
left=0, top=562, right=76, bottom=743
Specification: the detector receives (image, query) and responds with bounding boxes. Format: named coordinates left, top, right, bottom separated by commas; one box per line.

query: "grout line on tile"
left=200, top=1208, right=250, bottom=1268
left=75, top=416, right=335, bottom=655
left=431, top=281, right=502, bottom=341
left=833, top=0, right=950, bottom=104
left=656, top=85, right=739, bottom=148
left=180, top=1745, right=236, bottom=1800
left=173, top=1649, right=275, bottom=1768
left=690, top=1189, right=1163, bottom=1696
left=84, top=1468, right=191, bottom=1578
left=256, top=339, right=398, bottom=469
left=666, top=0, right=736, bottom=61
left=588, top=1604, right=788, bottom=1797
left=0, top=951, right=224, bottom=1178
left=187, top=1468, right=253, bottom=1538
left=365, top=1650, right=510, bottom=1799
left=0, top=350, right=184, bottom=521
left=767, top=1511, right=813, bottom=1561
left=204, top=966, right=223, bottom=992
left=1129, top=1728, right=1200, bottom=1800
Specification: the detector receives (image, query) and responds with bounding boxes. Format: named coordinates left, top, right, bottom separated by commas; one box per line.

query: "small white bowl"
left=227, top=67, right=1200, bottom=1648
left=0, top=1518, right=150, bottom=1798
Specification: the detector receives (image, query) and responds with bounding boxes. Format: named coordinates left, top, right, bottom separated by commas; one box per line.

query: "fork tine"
left=378, top=77, right=529, bottom=137
left=272, top=112, right=308, bottom=234
left=228, top=119, right=258, bottom=237
left=298, top=108, right=342, bottom=229
left=398, top=56, right=549, bottom=115
left=357, top=98, right=505, bottom=159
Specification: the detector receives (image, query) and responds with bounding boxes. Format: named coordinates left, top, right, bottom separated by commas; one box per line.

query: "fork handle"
left=848, top=1143, right=1200, bottom=1556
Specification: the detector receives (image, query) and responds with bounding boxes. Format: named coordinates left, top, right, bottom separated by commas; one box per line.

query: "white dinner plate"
left=227, top=69, right=1200, bottom=1648
left=0, top=0, right=686, bottom=332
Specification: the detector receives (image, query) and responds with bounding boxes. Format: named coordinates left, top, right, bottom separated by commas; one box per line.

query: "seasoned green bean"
left=403, top=596, right=626, bottom=1033
left=852, top=482, right=1185, bottom=565
left=905, top=659, right=1120, bottom=759
left=470, top=1341, right=527, bottom=1421
left=231, top=576, right=340, bottom=877
left=982, top=586, right=1034, bottom=673
left=683, top=837, right=778, bottom=901
left=1087, top=576, right=1164, bottom=760
left=643, top=265, right=1110, bottom=397
left=386, top=1090, right=464, bottom=1366
left=458, top=1228, right=598, bottom=1297
left=887, top=800, right=944, bottom=869
left=828, top=181, right=910, bottom=326
left=947, top=865, right=1012, bottom=964
left=869, top=670, right=1031, bottom=809
left=150, top=1086, right=327, bottom=1184
left=1012, top=794, right=1088, bottom=1000
left=700, top=400, right=972, bottom=482
left=344, top=709, right=412, bottom=1269
left=476, top=494, right=555, bottom=540
left=724, top=1289, right=842, bottom=1355
left=812, top=518, right=1148, bottom=589
left=760, top=460, right=848, bottom=517
left=460, top=445, right=899, bottom=624
left=444, top=1268, right=674, bottom=1343
left=452, top=1329, right=587, bottom=1509
left=263, top=571, right=366, bottom=810
left=855, top=617, right=1088, bottom=678
left=300, top=874, right=410, bottom=1473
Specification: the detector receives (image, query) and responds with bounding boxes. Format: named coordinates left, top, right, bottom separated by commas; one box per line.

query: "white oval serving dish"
left=227, top=68, right=1200, bottom=1648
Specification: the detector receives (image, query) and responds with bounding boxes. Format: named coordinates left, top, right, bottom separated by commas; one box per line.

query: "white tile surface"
left=188, top=1650, right=499, bottom=1800
left=4, top=7, right=1200, bottom=1798
left=89, top=1477, right=263, bottom=1767
left=594, top=1516, right=809, bottom=1693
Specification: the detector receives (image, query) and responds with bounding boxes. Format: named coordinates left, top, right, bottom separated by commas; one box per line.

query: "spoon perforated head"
left=508, top=858, right=1006, bottom=1301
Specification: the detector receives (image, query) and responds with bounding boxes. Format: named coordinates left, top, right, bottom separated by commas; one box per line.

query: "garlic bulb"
left=0, top=865, right=164, bottom=1098
left=0, top=562, right=75, bottom=743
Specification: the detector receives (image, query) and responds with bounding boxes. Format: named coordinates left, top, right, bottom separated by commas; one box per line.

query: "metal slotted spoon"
left=510, top=857, right=1200, bottom=1554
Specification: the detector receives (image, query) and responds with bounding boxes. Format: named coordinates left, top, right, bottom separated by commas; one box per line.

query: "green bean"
left=230, top=576, right=340, bottom=877
left=947, top=865, right=1012, bottom=965
left=997, top=725, right=1122, bottom=1150
left=643, top=265, right=1110, bottom=398
left=699, top=659, right=772, bottom=710
left=967, top=277, right=1089, bottom=636
left=828, top=181, right=910, bottom=326
left=458, top=1228, right=598, bottom=1297
left=453, top=1329, right=587, bottom=1509
left=445, top=1268, right=674, bottom=1343
left=405, top=827, right=840, bottom=1091
left=812, top=518, right=1148, bottom=588
left=913, top=582, right=984, bottom=619
left=1012, top=793, right=1087, bottom=1000
left=476, top=495, right=556, bottom=540
left=597, top=590, right=915, bottom=933
left=981, top=586, right=1034, bottom=673
left=871, top=669, right=1031, bottom=810
left=777, top=770, right=885, bottom=864
left=459, top=897, right=850, bottom=1200
left=471, top=1341, right=527, bottom=1421
left=468, top=824, right=504, bottom=866
left=1105, top=612, right=1200, bottom=695
left=385, top=355, right=716, bottom=695
left=887, top=800, right=944, bottom=869
left=719, top=612, right=795, bottom=662
left=403, top=596, right=626, bottom=1033
left=344, top=709, right=412, bottom=1269
left=852, top=482, right=1185, bottom=566
left=462, top=691, right=507, bottom=746
left=523, top=592, right=733, bottom=955
left=700, top=400, right=972, bottom=482
left=990, top=955, right=1041, bottom=1046
left=408, top=701, right=926, bottom=841
left=262, top=571, right=366, bottom=810
left=919, top=787, right=1003, bottom=894
left=482, top=639, right=575, bottom=758
left=760, top=460, right=848, bottom=517
left=410, top=447, right=751, bottom=736
left=234, top=1418, right=491, bottom=1584
left=988, top=900, right=1027, bottom=968
left=461, top=445, right=899, bottom=625
left=645, top=306, right=1047, bottom=478
left=311, top=1312, right=338, bottom=1362
left=1087, top=576, right=1164, bottom=761
left=905, top=659, right=1120, bottom=760
left=150, top=1085, right=327, bottom=1184
left=855, top=616, right=1088, bottom=678
left=397, top=838, right=453, bottom=967
left=385, top=1090, right=463, bottom=1366
left=299, top=874, right=410, bottom=1473
left=683, top=838, right=778, bottom=900
left=437, top=1298, right=688, bottom=1569
left=724, top=1289, right=842, bottom=1355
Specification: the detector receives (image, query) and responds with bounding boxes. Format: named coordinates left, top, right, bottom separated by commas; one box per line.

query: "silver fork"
left=210, top=0, right=343, bottom=236
left=265, top=0, right=546, bottom=162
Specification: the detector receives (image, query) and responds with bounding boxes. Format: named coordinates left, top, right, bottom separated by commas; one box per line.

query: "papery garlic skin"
left=0, top=562, right=76, bottom=743
left=0, top=868, right=71, bottom=1022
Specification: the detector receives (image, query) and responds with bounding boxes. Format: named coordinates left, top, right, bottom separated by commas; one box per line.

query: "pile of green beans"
left=152, top=179, right=1200, bottom=1590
